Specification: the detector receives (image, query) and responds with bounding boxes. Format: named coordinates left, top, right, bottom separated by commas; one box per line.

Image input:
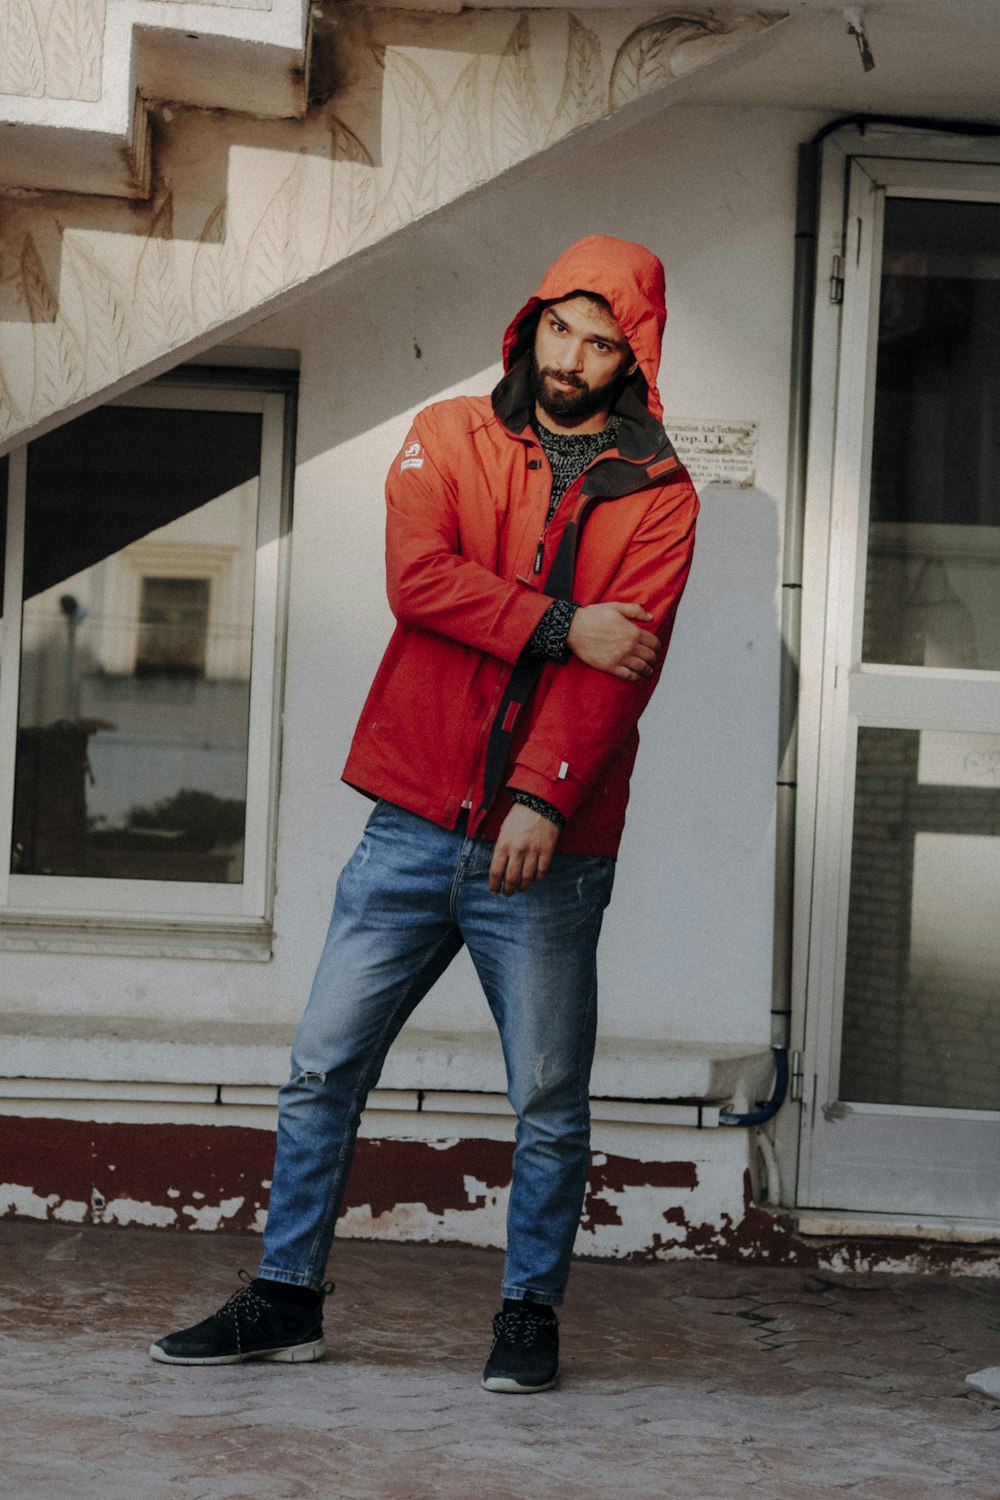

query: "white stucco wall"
left=263, top=100, right=814, bottom=1062
left=0, top=101, right=820, bottom=1097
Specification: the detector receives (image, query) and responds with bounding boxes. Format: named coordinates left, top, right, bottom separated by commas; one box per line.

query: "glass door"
left=798, top=154, right=1000, bottom=1218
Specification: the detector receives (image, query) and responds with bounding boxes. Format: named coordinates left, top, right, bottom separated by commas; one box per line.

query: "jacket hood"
left=501, top=234, right=667, bottom=420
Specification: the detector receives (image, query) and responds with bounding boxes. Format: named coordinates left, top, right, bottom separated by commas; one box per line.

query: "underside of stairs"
left=0, top=3, right=788, bottom=448
left=1, top=0, right=313, bottom=198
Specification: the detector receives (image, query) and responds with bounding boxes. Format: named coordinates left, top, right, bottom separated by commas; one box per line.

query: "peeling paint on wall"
left=347, top=1137, right=514, bottom=1219
left=2, top=1116, right=997, bottom=1274
left=0, top=1113, right=719, bottom=1258
left=180, top=1194, right=246, bottom=1231
left=102, top=1196, right=178, bottom=1228
left=0, top=1182, right=61, bottom=1219
left=635, top=1172, right=1000, bottom=1277
left=580, top=1152, right=699, bottom=1231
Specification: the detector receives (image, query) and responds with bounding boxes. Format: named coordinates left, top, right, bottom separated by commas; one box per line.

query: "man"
left=151, top=233, right=699, bottom=1393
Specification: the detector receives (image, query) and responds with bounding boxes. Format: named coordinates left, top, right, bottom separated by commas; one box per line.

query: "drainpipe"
left=771, top=139, right=820, bottom=1059
left=718, top=141, right=819, bottom=1130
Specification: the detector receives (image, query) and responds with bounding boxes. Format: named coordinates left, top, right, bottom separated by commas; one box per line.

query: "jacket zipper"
left=531, top=444, right=646, bottom=580
left=462, top=671, right=507, bottom=811
left=539, top=448, right=672, bottom=597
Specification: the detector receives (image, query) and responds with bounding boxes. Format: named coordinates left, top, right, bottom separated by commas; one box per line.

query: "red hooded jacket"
left=342, top=234, right=699, bottom=857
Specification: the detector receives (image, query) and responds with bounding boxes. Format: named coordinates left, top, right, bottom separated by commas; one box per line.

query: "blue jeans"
left=259, top=801, right=615, bottom=1305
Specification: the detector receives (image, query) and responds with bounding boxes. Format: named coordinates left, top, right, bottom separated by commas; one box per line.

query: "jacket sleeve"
left=505, top=479, right=699, bottom=819
left=385, top=408, right=551, bottom=665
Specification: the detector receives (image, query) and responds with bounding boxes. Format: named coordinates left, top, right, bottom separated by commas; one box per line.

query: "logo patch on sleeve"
left=401, top=440, right=424, bottom=472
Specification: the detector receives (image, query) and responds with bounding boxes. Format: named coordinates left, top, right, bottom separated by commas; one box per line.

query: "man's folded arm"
left=506, top=483, right=698, bottom=819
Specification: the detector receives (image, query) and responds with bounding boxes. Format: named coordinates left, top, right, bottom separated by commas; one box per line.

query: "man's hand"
left=489, top=804, right=560, bottom=896
left=567, top=602, right=659, bottom=681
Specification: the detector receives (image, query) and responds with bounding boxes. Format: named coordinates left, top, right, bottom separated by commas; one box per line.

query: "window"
left=136, top=577, right=211, bottom=678
left=0, top=380, right=292, bottom=951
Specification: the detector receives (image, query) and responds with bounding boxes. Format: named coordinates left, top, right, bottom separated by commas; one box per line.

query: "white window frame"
left=0, top=379, right=292, bottom=959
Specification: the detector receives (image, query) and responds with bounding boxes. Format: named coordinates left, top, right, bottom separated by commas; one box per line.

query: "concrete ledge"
left=0, top=1078, right=724, bottom=1130
left=795, top=1211, right=1000, bottom=1246
left=0, top=1013, right=772, bottom=1104
left=0, top=914, right=273, bottom=961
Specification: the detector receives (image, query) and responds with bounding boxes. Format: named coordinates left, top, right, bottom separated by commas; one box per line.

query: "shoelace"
left=214, top=1273, right=335, bottom=1357
left=491, top=1309, right=554, bottom=1350
left=217, top=1276, right=273, bottom=1357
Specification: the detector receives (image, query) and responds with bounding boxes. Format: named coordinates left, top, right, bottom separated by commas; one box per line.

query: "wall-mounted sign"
left=667, top=418, right=759, bottom=489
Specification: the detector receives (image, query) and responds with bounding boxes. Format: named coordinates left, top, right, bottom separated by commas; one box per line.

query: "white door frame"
left=790, top=133, right=1000, bottom=1220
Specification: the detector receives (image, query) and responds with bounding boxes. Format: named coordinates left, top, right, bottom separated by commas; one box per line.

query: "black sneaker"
left=481, top=1304, right=559, bottom=1393
left=149, top=1273, right=332, bottom=1366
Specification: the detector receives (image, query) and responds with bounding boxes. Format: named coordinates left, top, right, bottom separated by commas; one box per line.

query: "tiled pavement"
left=1, top=1218, right=999, bottom=1500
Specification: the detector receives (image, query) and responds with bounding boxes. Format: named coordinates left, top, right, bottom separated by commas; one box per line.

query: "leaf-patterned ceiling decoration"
left=0, top=7, right=787, bottom=448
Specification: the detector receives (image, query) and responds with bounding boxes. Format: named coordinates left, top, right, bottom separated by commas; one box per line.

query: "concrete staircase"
left=1, top=0, right=312, bottom=197
left=0, top=4, right=787, bottom=449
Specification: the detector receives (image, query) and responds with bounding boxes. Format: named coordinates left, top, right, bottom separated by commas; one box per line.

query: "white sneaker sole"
left=149, top=1336, right=326, bottom=1366
left=481, top=1372, right=558, bottom=1394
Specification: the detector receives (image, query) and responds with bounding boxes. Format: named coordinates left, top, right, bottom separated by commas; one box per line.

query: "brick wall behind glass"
left=840, top=727, right=1000, bottom=1110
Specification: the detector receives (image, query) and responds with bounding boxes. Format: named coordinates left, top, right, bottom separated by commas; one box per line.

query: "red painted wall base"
left=3, top=1116, right=998, bottom=1275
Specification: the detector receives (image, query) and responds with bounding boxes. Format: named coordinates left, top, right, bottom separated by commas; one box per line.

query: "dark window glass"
left=13, top=404, right=263, bottom=884
left=864, top=199, right=1000, bottom=669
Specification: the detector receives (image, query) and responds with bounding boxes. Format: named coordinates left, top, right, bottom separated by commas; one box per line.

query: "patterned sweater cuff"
left=510, top=789, right=566, bottom=828
left=521, top=599, right=580, bottom=664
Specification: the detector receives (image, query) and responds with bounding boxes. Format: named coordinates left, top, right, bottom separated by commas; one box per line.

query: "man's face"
left=532, top=295, right=637, bottom=433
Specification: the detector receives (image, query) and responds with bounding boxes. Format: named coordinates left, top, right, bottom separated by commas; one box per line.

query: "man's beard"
left=531, top=353, right=622, bottom=425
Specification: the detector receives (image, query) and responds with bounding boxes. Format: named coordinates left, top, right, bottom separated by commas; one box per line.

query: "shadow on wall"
left=281, top=99, right=806, bottom=460
left=607, top=483, right=781, bottom=1029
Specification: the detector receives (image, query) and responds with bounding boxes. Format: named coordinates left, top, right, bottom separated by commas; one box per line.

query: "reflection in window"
left=864, top=199, right=1000, bottom=669
left=12, top=405, right=263, bottom=884
left=136, top=577, right=211, bottom=678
